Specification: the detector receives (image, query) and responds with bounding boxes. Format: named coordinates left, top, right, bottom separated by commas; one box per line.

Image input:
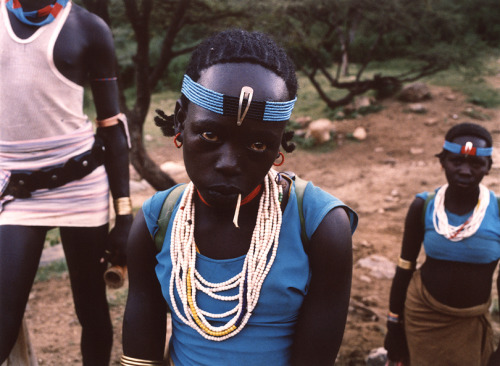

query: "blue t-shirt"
left=418, top=189, right=500, bottom=264
left=143, top=181, right=357, bottom=366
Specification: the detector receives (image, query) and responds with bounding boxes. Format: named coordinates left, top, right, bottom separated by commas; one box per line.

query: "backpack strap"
left=153, top=174, right=311, bottom=253
left=293, top=175, right=310, bottom=251
left=154, top=184, right=187, bottom=252
left=421, top=192, right=435, bottom=225
left=280, top=171, right=310, bottom=253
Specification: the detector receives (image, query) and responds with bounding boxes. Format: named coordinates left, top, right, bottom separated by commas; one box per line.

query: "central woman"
left=122, top=29, right=358, bottom=366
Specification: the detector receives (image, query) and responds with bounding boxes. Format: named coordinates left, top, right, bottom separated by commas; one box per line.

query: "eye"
left=201, top=132, right=219, bottom=142
left=249, top=142, right=267, bottom=152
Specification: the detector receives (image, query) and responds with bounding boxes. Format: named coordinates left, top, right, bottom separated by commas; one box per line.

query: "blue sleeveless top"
left=418, top=190, right=500, bottom=264
left=143, top=181, right=357, bottom=366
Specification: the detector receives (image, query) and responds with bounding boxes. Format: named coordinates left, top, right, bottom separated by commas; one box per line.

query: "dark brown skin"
left=0, top=2, right=130, bottom=364
left=122, top=63, right=353, bottom=365
left=385, top=135, right=500, bottom=365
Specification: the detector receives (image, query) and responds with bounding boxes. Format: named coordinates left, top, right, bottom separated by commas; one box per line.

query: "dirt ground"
left=23, top=78, right=500, bottom=365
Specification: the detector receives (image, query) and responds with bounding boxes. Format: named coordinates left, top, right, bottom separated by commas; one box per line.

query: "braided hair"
left=155, top=29, right=298, bottom=153
left=436, top=122, right=493, bottom=166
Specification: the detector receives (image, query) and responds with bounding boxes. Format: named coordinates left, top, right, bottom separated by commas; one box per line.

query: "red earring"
left=174, top=133, right=183, bottom=148
left=273, top=152, right=285, bottom=166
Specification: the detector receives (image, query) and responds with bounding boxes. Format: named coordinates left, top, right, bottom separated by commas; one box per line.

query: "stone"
left=424, top=118, right=439, bottom=126
left=408, top=103, right=427, bottom=113
left=357, top=254, right=395, bottom=279
left=353, top=126, right=367, bottom=141
left=410, top=147, right=424, bottom=155
left=398, top=82, right=432, bottom=102
left=294, top=116, right=312, bottom=127
left=305, top=118, right=335, bottom=144
left=366, top=347, right=388, bottom=366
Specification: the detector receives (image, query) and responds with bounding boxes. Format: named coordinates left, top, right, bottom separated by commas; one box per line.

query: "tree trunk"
left=128, top=113, right=176, bottom=191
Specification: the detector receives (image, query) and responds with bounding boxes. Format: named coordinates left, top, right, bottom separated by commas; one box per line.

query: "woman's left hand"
left=103, top=214, right=133, bottom=266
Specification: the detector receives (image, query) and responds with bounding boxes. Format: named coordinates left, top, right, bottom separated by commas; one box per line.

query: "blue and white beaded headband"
left=443, top=140, right=493, bottom=157
left=181, top=75, right=297, bottom=125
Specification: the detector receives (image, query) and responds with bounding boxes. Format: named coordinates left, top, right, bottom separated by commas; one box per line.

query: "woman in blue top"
left=384, top=122, right=500, bottom=366
left=121, top=29, right=357, bottom=366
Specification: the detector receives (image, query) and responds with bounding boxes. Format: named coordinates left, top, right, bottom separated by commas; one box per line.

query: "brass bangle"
left=114, top=197, right=132, bottom=216
left=397, top=257, right=416, bottom=270
left=120, top=355, right=163, bottom=365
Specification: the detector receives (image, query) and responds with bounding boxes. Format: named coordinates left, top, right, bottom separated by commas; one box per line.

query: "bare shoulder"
left=68, top=3, right=112, bottom=39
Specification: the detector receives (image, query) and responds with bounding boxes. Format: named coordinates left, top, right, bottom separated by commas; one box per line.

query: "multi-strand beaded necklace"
left=433, top=183, right=489, bottom=241
left=169, top=169, right=283, bottom=341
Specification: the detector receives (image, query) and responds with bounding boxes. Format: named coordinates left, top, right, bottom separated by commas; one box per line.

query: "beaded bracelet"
left=114, top=197, right=132, bottom=216
left=397, top=257, right=416, bottom=271
left=387, top=311, right=400, bottom=324
left=120, top=354, right=163, bottom=365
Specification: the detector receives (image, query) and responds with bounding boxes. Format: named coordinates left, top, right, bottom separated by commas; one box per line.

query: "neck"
left=17, top=0, right=56, bottom=11
left=445, top=185, right=480, bottom=214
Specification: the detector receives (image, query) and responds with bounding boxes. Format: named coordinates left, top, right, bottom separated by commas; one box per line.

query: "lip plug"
left=233, top=194, right=242, bottom=228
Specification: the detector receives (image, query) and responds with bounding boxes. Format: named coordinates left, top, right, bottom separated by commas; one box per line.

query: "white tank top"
left=0, top=0, right=89, bottom=142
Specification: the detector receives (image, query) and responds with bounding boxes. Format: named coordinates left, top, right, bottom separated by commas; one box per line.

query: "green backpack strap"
left=280, top=171, right=310, bottom=253
left=422, top=192, right=435, bottom=225
left=293, top=175, right=310, bottom=251
left=154, top=184, right=187, bottom=252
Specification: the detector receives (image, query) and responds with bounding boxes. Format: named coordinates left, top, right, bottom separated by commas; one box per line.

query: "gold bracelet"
left=114, top=197, right=132, bottom=215
left=397, top=257, right=416, bottom=270
left=120, top=354, right=163, bottom=365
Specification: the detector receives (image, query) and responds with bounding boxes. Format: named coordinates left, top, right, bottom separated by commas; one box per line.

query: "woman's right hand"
left=384, top=321, right=409, bottom=363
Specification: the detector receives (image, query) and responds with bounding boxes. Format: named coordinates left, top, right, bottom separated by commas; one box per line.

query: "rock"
left=353, top=126, right=367, bottom=141
left=445, top=94, right=457, bottom=101
left=374, top=147, right=384, bottom=153
left=357, top=254, right=395, bottom=279
left=305, top=118, right=335, bottom=144
left=424, top=118, right=439, bottom=126
left=336, top=110, right=345, bottom=119
left=410, top=147, right=424, bottom=155
left=144, top=134, right=153, bottom=142
left=160, top=161, right=189, bottom=182
left=294, top=116, right=312, bottom=127
left=130, top=179, right=152, bottom=193
left=408, top=103, right=427, bottom=114
left=366, top=347, right=388, bottom=366
left=355, top=96, right=371, bottom=109
left=398, top=82, right=432, bottom=102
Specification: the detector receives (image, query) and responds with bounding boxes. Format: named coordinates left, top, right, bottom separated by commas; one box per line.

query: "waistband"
left=2, top=137, right=105, bottom=198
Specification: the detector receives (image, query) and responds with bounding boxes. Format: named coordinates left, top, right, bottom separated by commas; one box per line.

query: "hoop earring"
left=273, top=152, right=285, bottom=166
left=174, top=133, right=183, bottom=148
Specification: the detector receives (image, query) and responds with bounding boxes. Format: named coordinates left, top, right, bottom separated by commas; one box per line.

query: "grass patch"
left=35, top=260, right=68, bottom=283
left=44, top=228, right=61, bottom=248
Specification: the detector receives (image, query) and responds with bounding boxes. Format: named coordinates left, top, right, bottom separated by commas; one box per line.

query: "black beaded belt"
left=2, top=138, right=106, bottom=199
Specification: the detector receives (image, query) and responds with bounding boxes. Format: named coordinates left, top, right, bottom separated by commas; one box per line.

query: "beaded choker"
left=6, top=0, right=69, bottom=26
left=169, top=169, right=283, bottom=341
left=181, top=75, right=297, bottom=124
left=443, top=140, right=493, bottom=157
left=432, top=184, right=490, bottom=241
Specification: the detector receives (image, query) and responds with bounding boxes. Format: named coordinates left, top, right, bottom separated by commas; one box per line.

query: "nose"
left=458, top=162, right=472, bottom=176
left=214, top=144, right=242, bottom=176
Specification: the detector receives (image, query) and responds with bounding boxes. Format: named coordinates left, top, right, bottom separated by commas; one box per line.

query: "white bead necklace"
left=169, top=169, right=283, bottom=341
left=432, top=183, right=489, bottom=241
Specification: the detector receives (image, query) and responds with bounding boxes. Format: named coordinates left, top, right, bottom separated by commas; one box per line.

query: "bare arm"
left=122, top=209, right=167, bottom=359
left=291, top=207, right=353, bottom=366
left=384, top=197, right=425, bottom=362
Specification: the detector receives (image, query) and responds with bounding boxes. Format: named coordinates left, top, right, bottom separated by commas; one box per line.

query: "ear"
left=174, top=98, right=187, bottom=136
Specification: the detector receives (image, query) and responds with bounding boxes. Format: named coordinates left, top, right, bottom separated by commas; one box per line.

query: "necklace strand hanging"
left=169, top=169, right=283, bottom=341
left=432, top=183, right=489, bottom=241
left=6, top=0, right=70, bottom=27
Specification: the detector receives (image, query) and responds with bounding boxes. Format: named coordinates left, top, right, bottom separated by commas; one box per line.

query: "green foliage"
left=44, top=228, right=61, bottom=248
left=35, top=260, right=68, bottom=283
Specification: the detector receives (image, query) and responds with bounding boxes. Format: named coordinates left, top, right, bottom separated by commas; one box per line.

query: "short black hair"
left=185, top=29, right=298, bottom=100
left=444, top=122, right=493, bottom=147
left=436, top=122, right=493, bottom=165
left=155, top=29, right=298, bottom=152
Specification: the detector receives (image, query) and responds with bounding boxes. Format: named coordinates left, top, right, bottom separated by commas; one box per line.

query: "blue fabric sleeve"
left=416, top=191, right=429, bottom=201
left=301, top=181, right=358, bottom=240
